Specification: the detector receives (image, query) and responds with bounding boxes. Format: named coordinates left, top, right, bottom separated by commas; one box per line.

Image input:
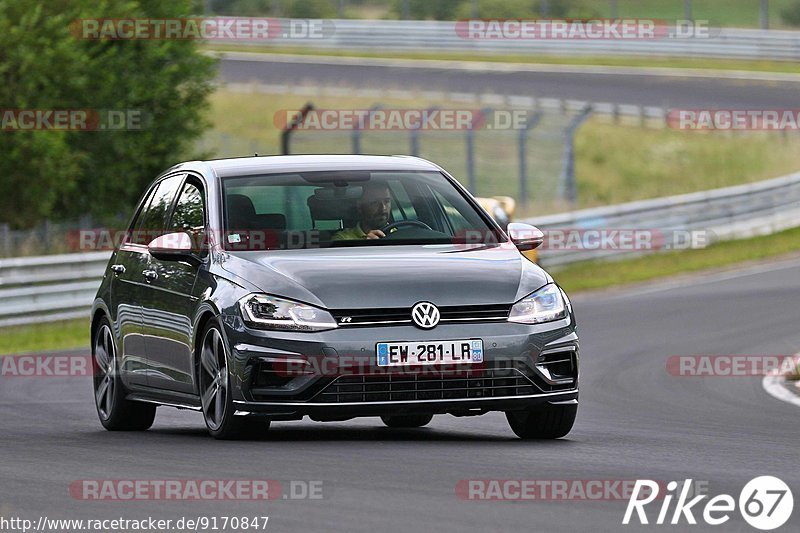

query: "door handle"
left=110, top=264, right=125, bottom=274
left=142, top=270, right=158, bottom=281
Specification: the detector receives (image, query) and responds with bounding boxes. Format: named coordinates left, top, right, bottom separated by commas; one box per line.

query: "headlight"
left=508, top=284, right=567, bottom=325
left=239, top=294, right=338, bottom=332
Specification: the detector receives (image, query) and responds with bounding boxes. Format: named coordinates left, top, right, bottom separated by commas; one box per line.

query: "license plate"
left=376, top=340, right=484, bottom=367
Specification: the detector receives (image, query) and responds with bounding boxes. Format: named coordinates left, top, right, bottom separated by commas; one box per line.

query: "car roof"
left=168, top=155, right=443, bottom=179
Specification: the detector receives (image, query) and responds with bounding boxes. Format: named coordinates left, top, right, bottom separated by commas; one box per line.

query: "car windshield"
left=221, top=170, right=501, bottom=250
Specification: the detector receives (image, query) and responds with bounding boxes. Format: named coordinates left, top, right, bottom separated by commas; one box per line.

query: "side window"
left=170, top=181, right=205, bottom=233
left=388, top=181, right=417, bottom=222
left=131, top=175, right=184, bottom=245
left=433, top=190, right=471, bottom=235
left=126, top=185, right=158, bottom=242
left=169, top=181, right=206, bottom=253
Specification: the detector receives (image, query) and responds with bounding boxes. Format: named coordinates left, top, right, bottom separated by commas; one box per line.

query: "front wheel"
left=92, top=319, right=156, bottom=431
left=381, top=414, right=434, bottom=428
left=505, top=403, right=577, bottom=440
left=198, top=322, right=270, bottom=440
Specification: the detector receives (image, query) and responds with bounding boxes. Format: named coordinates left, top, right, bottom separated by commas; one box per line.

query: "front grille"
left=314, top=368, right=536, bottom=403
left=332, top=304, right=512, bottom=327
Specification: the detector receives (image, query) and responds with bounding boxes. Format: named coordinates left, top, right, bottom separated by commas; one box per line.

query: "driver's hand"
left=366, top=230, right=386, bottom=240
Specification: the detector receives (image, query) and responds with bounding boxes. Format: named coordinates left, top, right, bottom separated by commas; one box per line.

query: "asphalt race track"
left=219, top=55, right=800, bottom=108
left=2, top=257, right=799, bottom=532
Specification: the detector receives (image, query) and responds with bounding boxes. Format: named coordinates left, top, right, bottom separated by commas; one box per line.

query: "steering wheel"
left=380, top=220, right=433, bottom=235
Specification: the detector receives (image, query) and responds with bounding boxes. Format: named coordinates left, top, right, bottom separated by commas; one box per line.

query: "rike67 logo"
left=624, top=477, right=793, bottom=530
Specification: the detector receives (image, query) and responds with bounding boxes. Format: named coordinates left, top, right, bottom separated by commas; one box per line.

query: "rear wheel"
left=92, top=319, right=156, bottom=431
left=505, top=403, right=577, bottom=440
left=381, top=414, right=434, bottom=428
left=198, top=322, right=270, bottom=440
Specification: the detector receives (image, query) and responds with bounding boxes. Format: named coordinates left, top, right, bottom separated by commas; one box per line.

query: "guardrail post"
left=42, top=219, right=51, bottom=251
left=281, top=102, right=314, bottom=155
left=559, top=104, right=593, bottom=205
left=684, top=0, right=692, bottom=20
left=0, top=223, right=9, bottom=257
left=610, top=0, right=618, bottom=19
left=409, top=106, right=437, bottom=157
left=541, top=0, right=550, bottom=17
left=760, top=0, right=769, bottom=29
left=353, top=104, right=382, bottom=155
left=465, top=107, right=491, bottom=195
left=518, top=111, right=542, bottom=208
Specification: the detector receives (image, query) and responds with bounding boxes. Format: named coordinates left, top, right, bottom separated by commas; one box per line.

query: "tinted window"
left=168, top=181, right=206, bottom=253
left=222, top=171, right=499, bottom=250
left=131, top=175, right=183, bottom=245
left=170, top=181, right=205, bottom=233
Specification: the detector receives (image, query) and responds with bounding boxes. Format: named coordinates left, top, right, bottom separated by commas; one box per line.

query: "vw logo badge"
left=411, top=302, right=440, bottom=329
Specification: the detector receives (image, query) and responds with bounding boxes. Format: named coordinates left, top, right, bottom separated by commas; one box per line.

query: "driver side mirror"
left=147, top=232, right=200, bottom=263
left=507, top=223, right=544, bottom=252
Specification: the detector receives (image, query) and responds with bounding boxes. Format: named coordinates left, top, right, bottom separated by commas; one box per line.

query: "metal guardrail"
left=2, top=170, right=800, bottom=326
left=240, top=20, right=800, bottom=61
left=528, top=171, right=800, bottom=268
left=0, top=251, right=110, bottom=327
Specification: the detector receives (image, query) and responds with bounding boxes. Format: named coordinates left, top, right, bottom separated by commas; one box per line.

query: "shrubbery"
left=0, top=0, right=216, bottom=228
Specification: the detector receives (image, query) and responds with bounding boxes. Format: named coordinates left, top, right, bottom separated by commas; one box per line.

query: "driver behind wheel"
left=332, top=181, right=394, bottom=240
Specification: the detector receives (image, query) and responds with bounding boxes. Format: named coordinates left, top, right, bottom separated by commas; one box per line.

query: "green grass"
left=574, top=121, right=800, bottom=209
left=552, top=226, right=800, bottom=293
left=203, top=89, right=800, bottom=215
left=205, top=44, right=800, bottom=75
left=0, top=319, right=88, bottom=355
left=584, top=0, right=796, bottom=29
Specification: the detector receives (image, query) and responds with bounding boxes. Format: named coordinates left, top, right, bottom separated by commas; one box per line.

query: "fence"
left=283, top=103, right=590, bottom=207
left=3, top=169, right=800, bottom=326
left=232, top=19, right=800, bottom=61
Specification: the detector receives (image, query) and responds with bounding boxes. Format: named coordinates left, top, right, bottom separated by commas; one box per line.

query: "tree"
left=0, top=0, right=217, bottom=228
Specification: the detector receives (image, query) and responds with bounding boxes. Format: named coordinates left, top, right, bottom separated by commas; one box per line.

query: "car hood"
left=220, top=244, right=551, bottom=310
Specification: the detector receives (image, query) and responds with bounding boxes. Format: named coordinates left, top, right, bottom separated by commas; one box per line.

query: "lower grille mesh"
left=315, top=369, right=537, bottom=403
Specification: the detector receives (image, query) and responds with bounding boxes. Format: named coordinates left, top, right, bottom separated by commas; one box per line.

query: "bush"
left=0, top=0, right=216, bottom=228
left=453, top=0, right=602, bottom=20
left=781, top=0, right=800, bottom=26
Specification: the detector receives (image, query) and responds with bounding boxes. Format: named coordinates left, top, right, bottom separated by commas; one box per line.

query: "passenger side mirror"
left=147, top=232, right=199, bottom=263
left=507, top=223, right=545, bottom=252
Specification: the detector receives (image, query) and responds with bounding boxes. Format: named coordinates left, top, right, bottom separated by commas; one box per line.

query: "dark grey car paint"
left=91, top=155, right=578, bottom=417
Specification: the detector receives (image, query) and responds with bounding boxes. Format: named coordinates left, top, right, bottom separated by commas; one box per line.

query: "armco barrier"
left=2, top=171, right=800, bottom=325
left=236, top=20, right=800, bottom=62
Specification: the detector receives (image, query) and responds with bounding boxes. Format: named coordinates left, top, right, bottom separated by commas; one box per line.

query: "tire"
left=198, top=321, right=270, bottom=440
left=381, top=414, right=434, bottom=428
left=92, top=318, right=156, bottom=431
left=505, top=403, right=577, bottom=440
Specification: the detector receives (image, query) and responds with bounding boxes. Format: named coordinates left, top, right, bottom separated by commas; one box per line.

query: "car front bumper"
left=222, top=315, right=579, bottom=419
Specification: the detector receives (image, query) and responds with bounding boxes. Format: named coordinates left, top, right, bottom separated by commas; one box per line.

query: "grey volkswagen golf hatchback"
left=91, top=155, right=579, bottom=439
